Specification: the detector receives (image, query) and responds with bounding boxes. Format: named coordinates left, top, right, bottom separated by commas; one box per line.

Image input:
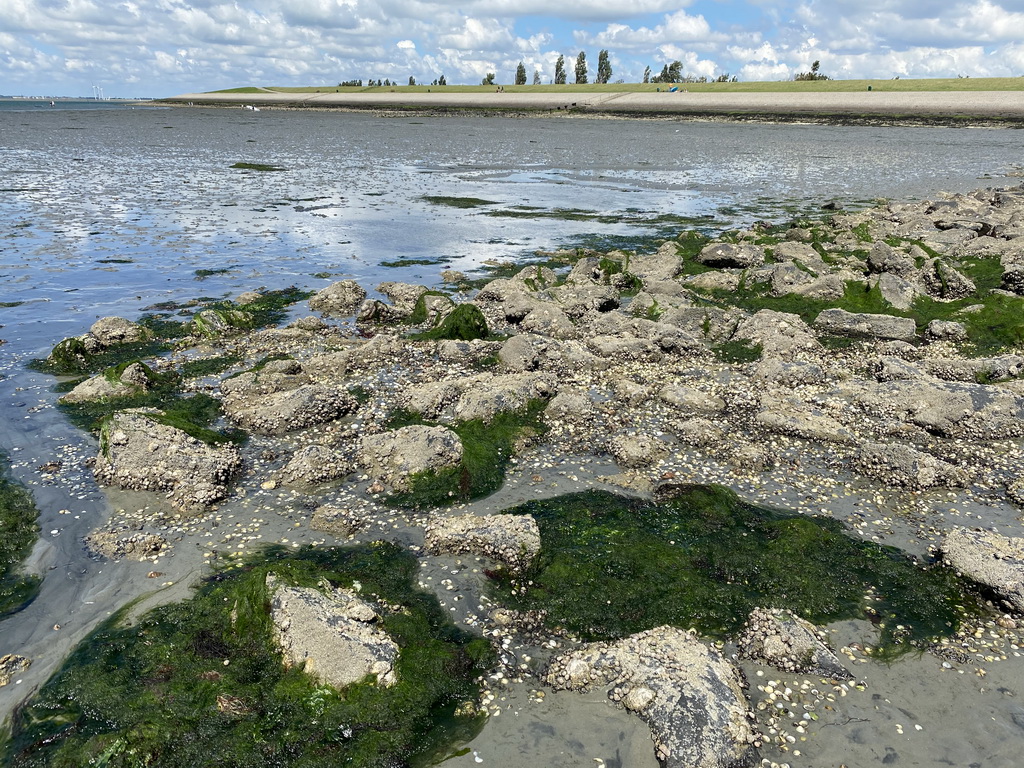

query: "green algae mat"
left=493, top=487, right=976, bottom=657
left=3, top=543, right=491, bottom=768
left=0, top=454, right=40, bottom=618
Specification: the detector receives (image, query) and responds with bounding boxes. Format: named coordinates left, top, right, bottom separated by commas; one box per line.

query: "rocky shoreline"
left=6, top=184, right=1024, bottom=766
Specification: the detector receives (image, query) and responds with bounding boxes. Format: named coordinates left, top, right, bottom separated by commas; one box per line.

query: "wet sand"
left=163, top=89, right=1024, bottom=122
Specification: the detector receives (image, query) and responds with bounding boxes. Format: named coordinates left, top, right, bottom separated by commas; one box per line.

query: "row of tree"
left=346, top=58, right=827, bottom=88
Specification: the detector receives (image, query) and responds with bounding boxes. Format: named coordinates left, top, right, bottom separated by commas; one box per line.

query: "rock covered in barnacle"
left=543, top=626, right=756, bottom=768
left=737, top=608, right=851, bottom=680
left=357, top=425, right=463, bottom=492
left=941, top=528, right=1024, bottom=614
left=424, top=513, right=540, bottom=573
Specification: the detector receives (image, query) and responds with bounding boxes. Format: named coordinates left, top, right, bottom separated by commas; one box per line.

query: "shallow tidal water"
left=2, top=106, right=1024, bottom=765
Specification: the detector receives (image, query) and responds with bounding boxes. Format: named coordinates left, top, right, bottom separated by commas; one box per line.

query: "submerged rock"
left=93, top=410, right=241, bottom=511
left=544, top=626, right=756, bottom=768
left=942, top=528, right=1024, bottom=614
left=737, top=608, right=851, bottom=680
left=267, top=575, right=398, bottom=689
left=424, top=513, right=541, bottom=573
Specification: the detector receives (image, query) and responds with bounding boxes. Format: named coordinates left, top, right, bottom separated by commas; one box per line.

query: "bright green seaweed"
left=0, top=453, right=41, bottom=618
left=493, top=487, right=976, bottom=657
left=3, top=543, right=492, bottom=768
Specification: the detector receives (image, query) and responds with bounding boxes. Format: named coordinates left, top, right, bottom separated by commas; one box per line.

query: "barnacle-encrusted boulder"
left=89, top=316, right=152, bottom=346
left=424, top=513, right=541, bottom=573
left=277, top=444, right=352, bottom=490
left=544, top=626, right=756, bottom=768
left=358, top=425, right=463, bottom=491
left=84, top=526, right=167, bottom=561
left=94, top=410, right=241, bottom=511
left=737, top=608, right=850, bottom=680
left=267, top=575, right=398, bottom=689
left=941, top=528, right=1024, bottom=614
left=223, top=384, right=357, bottom=436
left=855, top=442, right=969, bottom=489
left=309, top=280, right=367, bottom=316
left=813, top=308, right=917, bottom=341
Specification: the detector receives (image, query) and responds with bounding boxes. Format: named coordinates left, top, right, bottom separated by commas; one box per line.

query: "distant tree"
left=482, top=72, right=496, bottom=86
left=408, top=76, right=416, bottom=86
left=596, top=50, right=612, bottom=84
left=515, top=62, right=527, bottom=85
left=339, top=79, right=362, bottom=87
left=533, top=69, right=542, bottom=85
left=795, top=60, right=830, bottom=81
left=439, top=74, right=447, bottom=86
left=575, top=51, right=588, bottom=84
left=383, top=78, right=393, bottom=87
left=555, top=55, right=566, bottom=84
left=715, top=73, right=731, bottom=82
left=650, top=61, right=682, bottom=83
left=642, top=66, right=650, bottom=84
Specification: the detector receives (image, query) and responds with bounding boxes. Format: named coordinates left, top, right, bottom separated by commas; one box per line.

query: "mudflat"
left=165, top=89, right=1024, bottom=121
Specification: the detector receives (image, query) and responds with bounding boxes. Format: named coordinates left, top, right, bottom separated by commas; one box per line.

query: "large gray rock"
left=424, top=513, right=541, bottom=573
left=754, top=400, right=856, bottom=444
left=89, top=316, right=152, bottom=346
left=659, top=383, right=726, bottom=414
left=358, top=425, right=463, bottom=491
left=855, top=442, right=969, bottom=489
left=544, top=388, right=596, bottom=423
left=737, top=608, right=850, bottom=680
left=224, top=384, right=357, bottom=436
left=277, top=444, right=351, bottom=490
left=870, top=273, right=922, bottom=311
left=732, top=309, right=820, bottom=357
left=920, top=258, right=976, bottom=300
left=856, top=379, right=1024, bottom=439
left=268, top=575, right=398, bottom=689
left=94, top=410, right=241, bottom=511
left=866, top=241, right=917, bottom=278
left=451, top=372, right=556, bottom=422
left=942, top=528, right=1024, bottom=614
left=606, top=433, right=668, bottom=469
left=309, top=280, right=367, bottom=315
left=813, top=308, right=917, bottom=341
left=544, top=626, right=756, bottom=768
left=696, top=242, right=765, bottom=269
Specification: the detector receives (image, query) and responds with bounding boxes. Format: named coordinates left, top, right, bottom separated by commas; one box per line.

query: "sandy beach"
left=163, top=89, right=1024, bottom=122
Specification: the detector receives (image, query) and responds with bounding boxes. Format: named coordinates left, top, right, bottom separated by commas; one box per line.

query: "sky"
left=3, top=1, right=1024, bottom=98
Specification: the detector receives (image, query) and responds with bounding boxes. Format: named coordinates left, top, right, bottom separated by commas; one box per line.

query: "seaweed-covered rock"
left=190, top=308, right=254, bottom=338
left=855, top=442, right=969, bottom=489
left=267, top=575, right=398, bottom=689
left=89, top=316, right=152, bottom=347
left=277, top=444, right=351, bottom=490
left=94, top=410, right=241, bottom=511
left=358, top=425, right=463, bottom=491
left=737, top=608, right=850, bottom=680
left=941, top=528, right=1024, bottom=614
left=224, top=384, right=357, bottom=436
left=424, top=513, right=541, bottom=573
left=813, top=309, right=917, bottom=341
left=59, top=362, right=156, bottom=404
left=309, top=280, right=367, bottom=316
left=544, top=626, right=756, bottom=768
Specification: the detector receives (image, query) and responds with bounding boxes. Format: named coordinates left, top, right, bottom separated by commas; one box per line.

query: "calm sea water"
left=2, top=106, right=1021, bottom=364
